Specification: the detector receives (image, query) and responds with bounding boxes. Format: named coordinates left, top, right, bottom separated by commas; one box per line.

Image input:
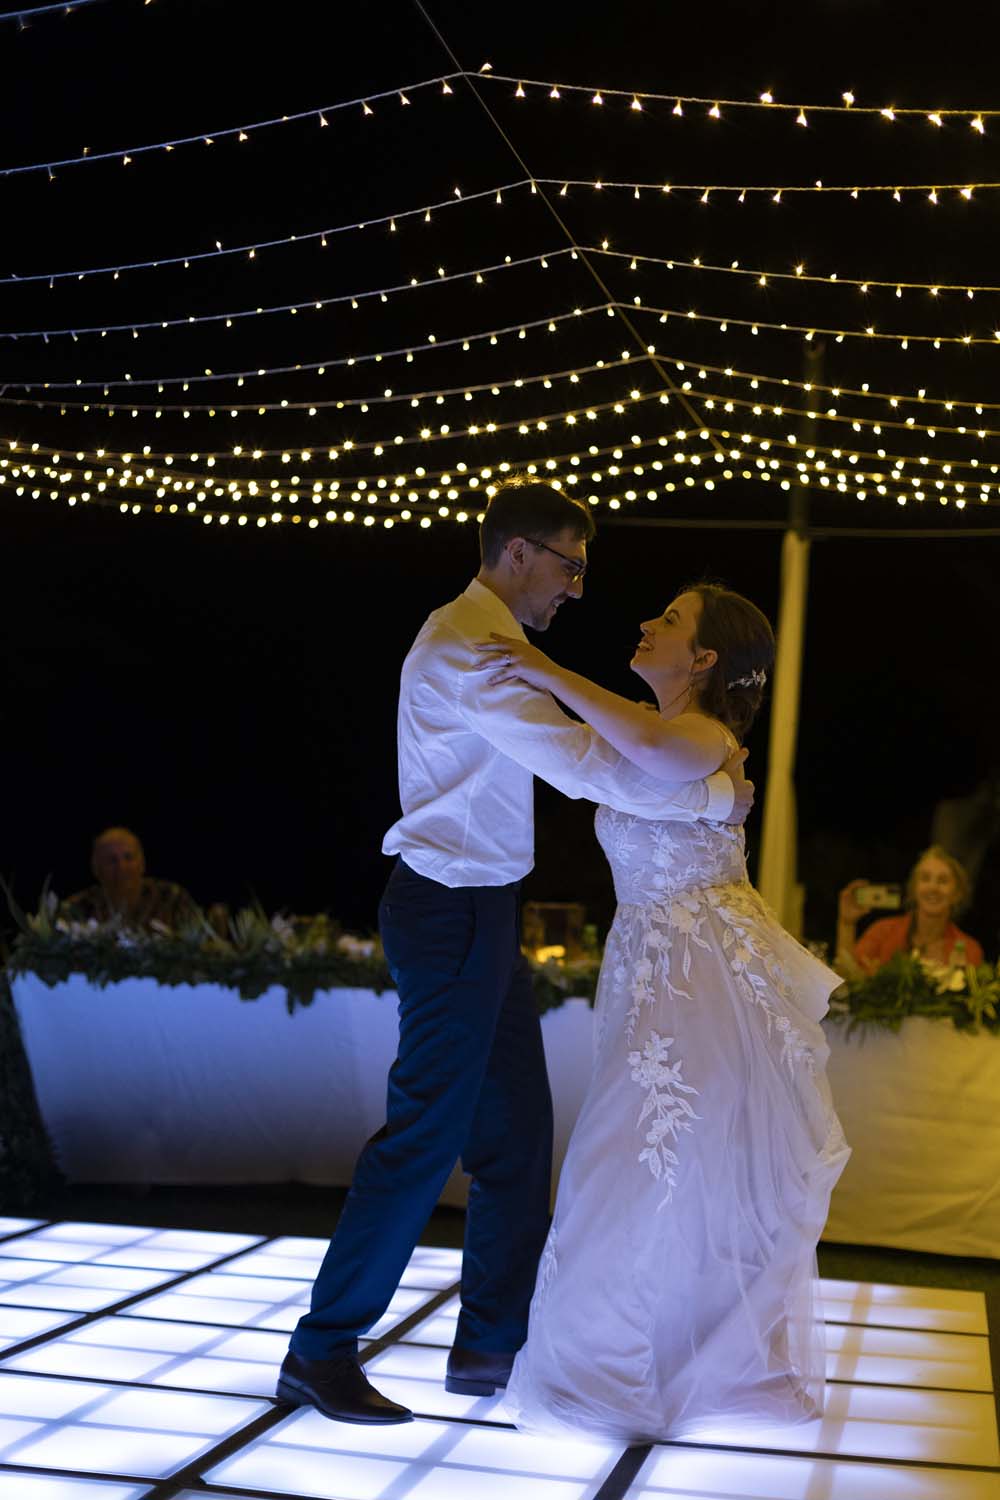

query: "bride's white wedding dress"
left=505, top=796, right=850, bottom=1444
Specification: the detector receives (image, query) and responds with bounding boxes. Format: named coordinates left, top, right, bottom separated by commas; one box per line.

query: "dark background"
left=3, top=0, right=999, bottom=949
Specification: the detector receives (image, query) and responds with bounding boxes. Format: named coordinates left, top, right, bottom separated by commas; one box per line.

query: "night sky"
left=3, top=0, right=999, bottom=950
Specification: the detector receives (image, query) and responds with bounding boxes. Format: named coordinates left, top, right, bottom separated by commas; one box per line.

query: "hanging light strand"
left=0, top=72, right=462, bottom=178
left=11, top=302, right=615, bottom=393
left=6, top=427, right=992, bottom=526
left=539, top=176, right=993, bottom=200
left=0, top=177, right=534, bottom=287
left=2, top=0, right=110, bottom=21
left=484, top=73, right=1000, bottom=122
left=689, top=384, right=999, bottom=445
left=0, top=351, right=636, bottom=415
left=0, top=247, right=574, bottom=343
left=0, top=385, right=673, bottom=461
left=21, top=237, right=1000, bottom=348
left=593, top=245, right=1000, bottom=301
left=662, top=352, right=1000, bottom=416
left=9, top=402, right=994, bottom=485
left=636, top=299, right=1000, bottom=349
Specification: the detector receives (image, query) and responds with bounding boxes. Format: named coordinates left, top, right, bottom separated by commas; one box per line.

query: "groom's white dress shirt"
left=382, top=579, right=735, bottom=887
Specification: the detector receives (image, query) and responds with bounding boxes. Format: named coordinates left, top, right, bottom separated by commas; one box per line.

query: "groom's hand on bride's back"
left=722, top=746, right=754, bottom=825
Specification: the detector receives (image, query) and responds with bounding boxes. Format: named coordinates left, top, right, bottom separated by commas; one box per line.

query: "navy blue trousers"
left=290, top=858, right=554, bottom=1359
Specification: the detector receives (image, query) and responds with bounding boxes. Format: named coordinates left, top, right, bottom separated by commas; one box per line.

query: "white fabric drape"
left=13, top=975, right=1000, bottom=1257
left=10, top=974, right=594, bottom=1207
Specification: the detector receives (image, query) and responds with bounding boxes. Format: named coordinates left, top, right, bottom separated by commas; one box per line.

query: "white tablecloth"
left=11, top=973, right=595, bottom=1209
left=822, top=1017, right=1000, bottom=1259
left=13, top=975, right=1000, bottom=1255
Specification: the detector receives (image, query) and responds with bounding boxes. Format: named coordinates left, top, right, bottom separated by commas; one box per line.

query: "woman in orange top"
left=837, top=845, right=984, bottom=975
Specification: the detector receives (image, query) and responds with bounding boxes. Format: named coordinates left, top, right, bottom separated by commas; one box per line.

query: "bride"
left=475, top=582, right=850, bottom=1444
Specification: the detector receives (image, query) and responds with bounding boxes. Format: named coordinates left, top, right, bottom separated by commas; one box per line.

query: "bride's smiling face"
left=631, top=591, right=710, bottom=689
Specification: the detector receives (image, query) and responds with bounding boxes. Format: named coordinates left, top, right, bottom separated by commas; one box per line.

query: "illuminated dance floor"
left=0, top=1215, right=997, bottom=1499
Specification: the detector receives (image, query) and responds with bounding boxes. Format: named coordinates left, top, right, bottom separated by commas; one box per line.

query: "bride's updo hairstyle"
left=684, top=582, right=776, bottom=741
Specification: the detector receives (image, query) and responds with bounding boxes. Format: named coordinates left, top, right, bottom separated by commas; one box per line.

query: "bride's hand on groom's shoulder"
left=473, top=633, right=556, bottom=691
left=722, top=744, right=754, bottom=825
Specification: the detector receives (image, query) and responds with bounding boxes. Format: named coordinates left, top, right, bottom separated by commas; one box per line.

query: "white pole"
left=757, top=525, right=810, bottom=935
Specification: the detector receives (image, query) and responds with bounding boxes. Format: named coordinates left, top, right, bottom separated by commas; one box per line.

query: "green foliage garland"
left=5, top=894, right=601, bottom=1015
left=827, top=951, right=1000, bottom=1039
left=6, top=892, right=998, bottom=1208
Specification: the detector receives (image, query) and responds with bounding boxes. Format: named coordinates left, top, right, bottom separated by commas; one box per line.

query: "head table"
left=10, top=973, right=1000, bottom=1257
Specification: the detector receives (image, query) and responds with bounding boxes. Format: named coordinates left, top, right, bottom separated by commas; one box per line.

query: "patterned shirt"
left=59, top=877, right=200, bottom=933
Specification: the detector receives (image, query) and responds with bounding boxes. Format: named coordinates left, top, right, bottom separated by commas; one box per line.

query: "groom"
left=277, top=479, right=752, bottom=1423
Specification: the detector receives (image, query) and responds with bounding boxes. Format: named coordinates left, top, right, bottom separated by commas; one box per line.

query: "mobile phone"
left=855, top=882, right=902, bottom=911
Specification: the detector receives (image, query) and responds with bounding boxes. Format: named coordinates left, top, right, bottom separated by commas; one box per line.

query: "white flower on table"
left=336, top=934, right=375, bottom=959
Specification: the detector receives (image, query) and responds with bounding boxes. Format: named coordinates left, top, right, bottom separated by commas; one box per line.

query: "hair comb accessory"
left=727, top=668, right=767, bottom=690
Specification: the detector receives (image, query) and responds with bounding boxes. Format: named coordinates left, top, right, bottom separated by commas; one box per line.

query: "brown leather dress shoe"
left=444, top=1346, right=516, bottom=1396
left=276, top=1350, right=412, bottom=1424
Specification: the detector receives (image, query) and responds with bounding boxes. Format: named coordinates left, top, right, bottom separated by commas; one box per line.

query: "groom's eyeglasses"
left=526, top=538, right=588, bottom=582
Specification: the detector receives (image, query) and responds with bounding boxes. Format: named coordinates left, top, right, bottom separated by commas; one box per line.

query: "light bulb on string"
left=0, top=176, right=535, bottom=288
left=2, top=244, right=576, bottom=345
left=0, top=72, right=462, bottom=179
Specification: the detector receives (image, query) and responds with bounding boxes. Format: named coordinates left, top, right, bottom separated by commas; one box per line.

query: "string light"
left=2, top=0, right=108, bottom=20
left=1, top=247, right=575, bottom=344
left=5, top=68, right=991, bottom=181
left=7, top=426, right=992, bottom=528
left=594, top=245, right=998, bottom=300
left=11, top=61, right=1000, bottom=545
left=483, top=72, right=1000, bottom=123
left=0, top=73, right=462, bottom=178
left=658, top=351, right=1000, bottom=419
left=0, top=352, right=639, bottom=418
left=12, top=304, right=615, bottom=393
left=636, top=299, right=1000, bottom=349
left=0, top=177, right=535, bottom=287
left=1, top=385, right=679, bottom=465
left=691, top=384, right=1000, bottom=448
left=13, top=398, right=994, bottom=488
left=538, top=176, right=995, bottom=201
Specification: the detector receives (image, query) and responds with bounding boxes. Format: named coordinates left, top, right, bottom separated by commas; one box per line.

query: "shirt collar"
left=462, top=578, right=527, bottom=640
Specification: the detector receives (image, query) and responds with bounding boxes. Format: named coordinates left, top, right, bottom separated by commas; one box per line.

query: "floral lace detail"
left=617, top=883, right=814, bottom=1072
left=595, top=804, right=746, bottom=910
left=595, top=799, right=825, bottom=1212
left=621, top=891, right=714, bottom=1045
left=628, top=1029, right=700, bottom=1204
left=703, top=884, right=815, bottom=1071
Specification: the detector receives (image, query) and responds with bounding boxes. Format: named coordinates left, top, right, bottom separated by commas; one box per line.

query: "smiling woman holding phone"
left=837, top=845, right=984, bottom=973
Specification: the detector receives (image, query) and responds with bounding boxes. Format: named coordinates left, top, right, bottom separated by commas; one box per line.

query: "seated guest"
left=837, top=844, right=984, bottom=975
left=60, top=826, right=199, bottom=932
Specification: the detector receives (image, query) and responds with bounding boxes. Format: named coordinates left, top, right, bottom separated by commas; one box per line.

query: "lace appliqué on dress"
left=704, top=885, right=815, bottom=1072
left=622, top=895, right=713, bottom=1046
left=628, top=1029, right=700, bottom=1205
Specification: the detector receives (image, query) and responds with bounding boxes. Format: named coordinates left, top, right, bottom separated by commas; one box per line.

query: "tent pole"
left=756, top=341, right=825, bottom=935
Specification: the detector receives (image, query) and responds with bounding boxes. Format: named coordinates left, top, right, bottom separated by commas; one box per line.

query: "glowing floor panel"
left=0, top=1220, right=995, bottom=1500
left=820, top=1278, right=989, bottom=1335
left=632, top=1447, right=1000, bottom=1499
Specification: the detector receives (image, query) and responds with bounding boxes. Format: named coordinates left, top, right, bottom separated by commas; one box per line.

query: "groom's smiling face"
left=514, top=526, right=588, bottom=631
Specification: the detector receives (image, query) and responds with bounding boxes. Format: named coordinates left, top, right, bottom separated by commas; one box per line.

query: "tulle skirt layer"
left=504, top=881, right=850, bottom=1444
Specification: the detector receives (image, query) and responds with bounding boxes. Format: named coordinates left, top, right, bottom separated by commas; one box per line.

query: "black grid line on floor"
left=0, top=1219, right=996, bottom=1500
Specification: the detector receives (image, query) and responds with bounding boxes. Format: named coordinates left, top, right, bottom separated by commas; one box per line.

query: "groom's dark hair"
left=479, top=477, right=595, bottom=568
